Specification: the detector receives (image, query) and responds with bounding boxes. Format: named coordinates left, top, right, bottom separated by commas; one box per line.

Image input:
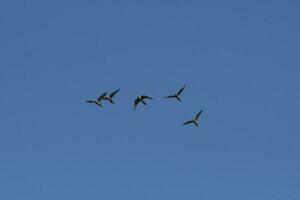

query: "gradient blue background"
left=1, top=0, right=299, bottom=199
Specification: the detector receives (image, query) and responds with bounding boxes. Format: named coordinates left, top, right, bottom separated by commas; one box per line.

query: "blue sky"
left=1, top=0, right=300, bottom=199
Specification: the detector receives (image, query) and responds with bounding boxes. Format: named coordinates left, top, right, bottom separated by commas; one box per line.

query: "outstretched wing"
left=182, top=120, right=194, bottom=126
left=134, top=98, right=140, bottom=110
left=86, top=100, right=102, bottom=107
left=141, top=95, right=153, bottom=100
left=164, top=95, right=177, bottom=99
left=177, top=85, right=186, bottom=95
left=195, top=110, right=203, bottom=120
left=97, top=92, right=107, bottom=101
left=109, top=89, right=120, bottom=98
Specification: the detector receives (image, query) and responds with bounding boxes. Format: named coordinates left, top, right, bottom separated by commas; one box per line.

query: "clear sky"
left=1, top=0, right=299, bottom=199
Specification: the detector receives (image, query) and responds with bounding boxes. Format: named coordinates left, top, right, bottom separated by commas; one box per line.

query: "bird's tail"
left=141, top=100, right=147, bottom=105
left=97, top=102, right=103, bottom=107
left=109, top=99, right=115, bottom=104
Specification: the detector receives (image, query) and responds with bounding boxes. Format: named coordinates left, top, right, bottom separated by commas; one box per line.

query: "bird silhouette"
left=164, top=85, right=186, bottom=101
left=182, top=110, right=203, bottom=127
left=134, top=95, right=153, bottom=110
left=85, top=92, right=107, bottom=108
left=103, top=89, right=120, bottom=104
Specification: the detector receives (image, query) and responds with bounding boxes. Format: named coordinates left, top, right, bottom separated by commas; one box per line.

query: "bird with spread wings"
left=134, top=95, right=153, bottom=110
left=102, top=89, right=120, bottom=104
left=85, top=92, right=107, bottom=108
left=164, top=85, right=186, bottom=102
left=182, top=110, right=203, bottom=127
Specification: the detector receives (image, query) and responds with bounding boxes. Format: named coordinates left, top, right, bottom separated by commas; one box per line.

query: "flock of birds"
left=86, top=85, right=203, bottom=127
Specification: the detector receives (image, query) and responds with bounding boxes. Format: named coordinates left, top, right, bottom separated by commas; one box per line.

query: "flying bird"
left=182, top=110, right=203, bottom=127
left=164, top=85, right=186, bottom=101
left=85, top=92, right=107, bottom=108
left=134, top=95, right=153, bottom=110
left=103, top=89, right=120, bottom=104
